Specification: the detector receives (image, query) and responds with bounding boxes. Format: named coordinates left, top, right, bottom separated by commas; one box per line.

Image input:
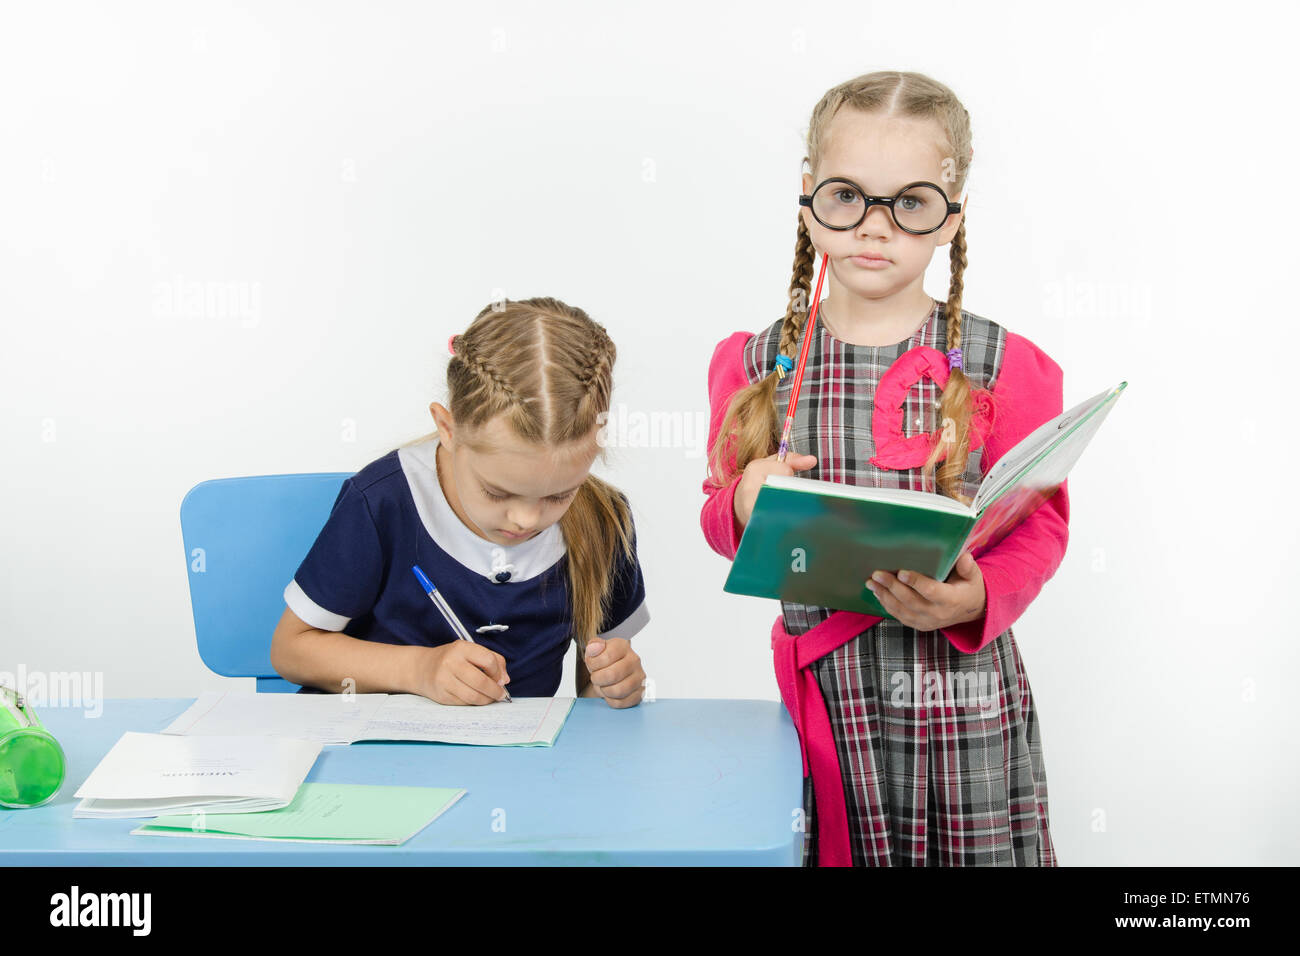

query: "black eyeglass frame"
left=798, top=177, right=964, bottom=236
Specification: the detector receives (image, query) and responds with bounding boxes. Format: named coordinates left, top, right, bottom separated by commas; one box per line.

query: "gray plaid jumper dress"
left=743, top=300, right=1057, bottom=867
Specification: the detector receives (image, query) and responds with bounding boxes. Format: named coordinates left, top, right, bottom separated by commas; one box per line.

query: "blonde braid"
left=778, top=216, right=818, bottom=359
left=922, top=217, right=975, bottom=505
left=455, top=335, right=524, bottom=408
left=705, top=213, right=820, bottom=487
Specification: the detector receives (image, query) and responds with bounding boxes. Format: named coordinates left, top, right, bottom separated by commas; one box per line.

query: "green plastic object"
left=0, top=683, right=66, bottom=808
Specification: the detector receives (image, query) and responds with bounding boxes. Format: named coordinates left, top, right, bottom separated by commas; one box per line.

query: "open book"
left=724, top=380, right=1126, bottom=617
left=163, top=692, right=575, bottom=747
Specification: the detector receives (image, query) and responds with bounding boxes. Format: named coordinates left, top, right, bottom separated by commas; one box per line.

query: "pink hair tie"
left=447, top=334, right=458, bottom=356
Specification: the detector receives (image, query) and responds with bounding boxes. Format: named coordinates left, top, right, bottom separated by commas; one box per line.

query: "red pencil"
left=776, top=253, right=831, bottom=462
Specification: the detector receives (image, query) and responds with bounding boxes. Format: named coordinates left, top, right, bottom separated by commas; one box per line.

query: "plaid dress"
left=744, top=301, right=1057, bottom=867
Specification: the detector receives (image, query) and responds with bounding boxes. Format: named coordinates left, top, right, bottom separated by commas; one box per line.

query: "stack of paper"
left=131, top=783, right=466, bottom=845
left=74, top=732, right=321, bottom=819
left=164, top=692, right=574, bottom=747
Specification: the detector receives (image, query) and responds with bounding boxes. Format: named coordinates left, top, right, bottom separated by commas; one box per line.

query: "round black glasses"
left=799, top=178, right=964, bottom=236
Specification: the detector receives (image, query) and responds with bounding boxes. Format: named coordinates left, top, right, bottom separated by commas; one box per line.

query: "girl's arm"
left=271, top=606, right=510, bottom=702
left=700, top=332, right=755, bottom=559
left=270, top=606, right=433, bottom=694
left=938, top=332, right=1071, bottom=654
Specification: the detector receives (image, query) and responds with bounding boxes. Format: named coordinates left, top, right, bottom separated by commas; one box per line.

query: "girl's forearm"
left=272, top=627, right=430, bottom=695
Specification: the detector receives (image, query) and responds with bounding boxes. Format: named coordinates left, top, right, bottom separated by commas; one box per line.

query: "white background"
left=2, top=0, right=1296, bottom=865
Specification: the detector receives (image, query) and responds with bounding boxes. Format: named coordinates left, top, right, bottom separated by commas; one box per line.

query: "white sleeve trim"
left=597, top=598, right=649, bottom=643
left=284, top=579, right=352, bottom=632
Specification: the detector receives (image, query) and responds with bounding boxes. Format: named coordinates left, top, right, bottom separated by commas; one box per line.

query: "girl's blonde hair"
left=405, top=296, right=634, bottom=653
left=708, top=70, right=982, bottom=505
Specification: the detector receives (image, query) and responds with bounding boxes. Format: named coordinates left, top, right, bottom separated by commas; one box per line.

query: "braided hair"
left=432, top=297, right=633, bottom=654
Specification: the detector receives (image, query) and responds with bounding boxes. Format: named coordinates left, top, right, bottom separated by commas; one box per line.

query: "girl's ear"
left=935, top=208, right=964, bottom=247
left=429, top=402, right=455, bottom=447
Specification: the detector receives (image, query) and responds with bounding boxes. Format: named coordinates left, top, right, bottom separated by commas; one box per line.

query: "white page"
left=73, top=732, right=321, bottom=817
left=973, top=382, right=1123, bottom=513
left=359, top=695, right=575, bottom=746
left=76, top=795, right=283, bottom=819
left=163, top=691, right=388, bottom=745
left=162, top=691, right=575, bottom=746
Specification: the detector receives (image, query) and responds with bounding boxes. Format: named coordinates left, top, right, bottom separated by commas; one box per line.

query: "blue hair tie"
left=771, top=354, right=795, bottom=380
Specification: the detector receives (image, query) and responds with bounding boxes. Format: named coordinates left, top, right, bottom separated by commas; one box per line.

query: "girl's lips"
left=499, top=529, right=535, bottom=539
left=851, top=255, right=891, bottom=268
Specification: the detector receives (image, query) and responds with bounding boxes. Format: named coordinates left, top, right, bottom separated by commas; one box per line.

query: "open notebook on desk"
left=163, top=692, right=574, bottom=747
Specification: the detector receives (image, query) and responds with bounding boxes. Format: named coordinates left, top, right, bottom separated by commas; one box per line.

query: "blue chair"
left=180, top=473, right=352, bottom=693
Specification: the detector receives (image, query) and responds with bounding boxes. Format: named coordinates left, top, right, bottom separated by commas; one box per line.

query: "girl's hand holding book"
left=865, top=551, right=987, bottom=632
left=733, top=452, right=818, bottom=528
left=417, top=642, right=512, bottom=705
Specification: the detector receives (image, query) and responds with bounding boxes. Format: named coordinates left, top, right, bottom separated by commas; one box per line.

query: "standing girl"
left=273, top=296, right=649, bottom=707
left=702, top=72, right=1069, bottom=865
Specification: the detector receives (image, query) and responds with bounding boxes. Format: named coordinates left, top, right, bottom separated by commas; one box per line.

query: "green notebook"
left=130, top=783, right=466, bottom=845
left=724, top=381, right=1127, bottom=617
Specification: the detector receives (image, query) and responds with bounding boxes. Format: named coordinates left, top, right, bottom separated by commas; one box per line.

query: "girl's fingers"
left=453, top=662, right=507, bottom=704
left=601, top=674, right=646, bottom=701
left=895, top=569, right=937, bottom=602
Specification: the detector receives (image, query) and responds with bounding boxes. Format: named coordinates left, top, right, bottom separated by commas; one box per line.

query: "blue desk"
left=2, top=698, right=804, bottom=866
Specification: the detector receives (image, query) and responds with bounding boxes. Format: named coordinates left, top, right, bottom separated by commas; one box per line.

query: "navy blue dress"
left=284, top=437, right=648, bottom=696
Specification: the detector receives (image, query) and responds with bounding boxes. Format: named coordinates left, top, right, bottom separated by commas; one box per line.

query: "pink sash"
left=771, top=609, right=882, bottom=867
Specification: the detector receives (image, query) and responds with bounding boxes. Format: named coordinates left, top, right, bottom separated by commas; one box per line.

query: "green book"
left=724, top=381, right=1127, bottom=617
left=130, top=783, right=466, bottom=845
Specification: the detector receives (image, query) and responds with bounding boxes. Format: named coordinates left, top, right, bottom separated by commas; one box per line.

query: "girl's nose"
left=505, top=502, right=540, bottom=531
left=857, top=203, right=893, bottom=236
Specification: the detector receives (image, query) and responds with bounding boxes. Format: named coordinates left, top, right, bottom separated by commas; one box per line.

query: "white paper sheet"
left=163, top=691, right=388, bottom=745
left=359, top=694, right=574, bottom=746
left=162, top=692, right=575, bottom=747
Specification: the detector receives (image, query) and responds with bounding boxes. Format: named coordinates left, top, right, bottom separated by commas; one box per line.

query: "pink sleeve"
left=700, top=332, right=755, bottom=560
left=939, top=332, right=1071, bottom=654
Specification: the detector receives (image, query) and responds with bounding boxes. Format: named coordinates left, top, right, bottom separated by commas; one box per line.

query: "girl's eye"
left=834, top=189, right=861, bottom=205
left=481, top=485, right=575, bottom=504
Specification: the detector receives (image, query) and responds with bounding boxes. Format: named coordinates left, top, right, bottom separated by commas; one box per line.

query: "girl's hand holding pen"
left=417, top=642, right=512, bottom=705
left=733, top=452, right=818, bottom=528
left=583, top=638, right=645, bottom=709
left=865, top=551, right=987, bottom=631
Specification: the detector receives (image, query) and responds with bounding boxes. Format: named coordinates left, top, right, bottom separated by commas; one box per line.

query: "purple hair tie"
left=947, top=347, right=963, bottom=371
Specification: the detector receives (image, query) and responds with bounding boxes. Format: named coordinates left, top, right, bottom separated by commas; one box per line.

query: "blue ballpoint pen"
left=411, top=564, right=512, bottom=703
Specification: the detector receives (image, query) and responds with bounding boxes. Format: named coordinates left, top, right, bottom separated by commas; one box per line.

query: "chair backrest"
left=180, top=473, right=352, bottom=693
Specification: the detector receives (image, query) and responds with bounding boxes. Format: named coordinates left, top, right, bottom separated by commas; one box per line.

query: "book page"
left=162, top=691, right=388, bottom=745
left=974, top=382, right=1126, bottom=514
left=763, top=474, right=972, bottom=515
left=966, top=382, right=1126, bottom=552
left=359, top=695, right=575, bottom=747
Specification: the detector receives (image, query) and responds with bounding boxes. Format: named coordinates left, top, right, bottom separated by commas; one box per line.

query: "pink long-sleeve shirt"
left=700, top=328, right=1070, bottom=655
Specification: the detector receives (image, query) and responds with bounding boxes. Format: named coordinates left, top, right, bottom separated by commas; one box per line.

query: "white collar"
left=398, top=436, right=567, bottom=584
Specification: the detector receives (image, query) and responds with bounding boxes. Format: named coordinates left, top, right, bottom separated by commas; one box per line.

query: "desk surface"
left=2, top=698, right=803, bottom=866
